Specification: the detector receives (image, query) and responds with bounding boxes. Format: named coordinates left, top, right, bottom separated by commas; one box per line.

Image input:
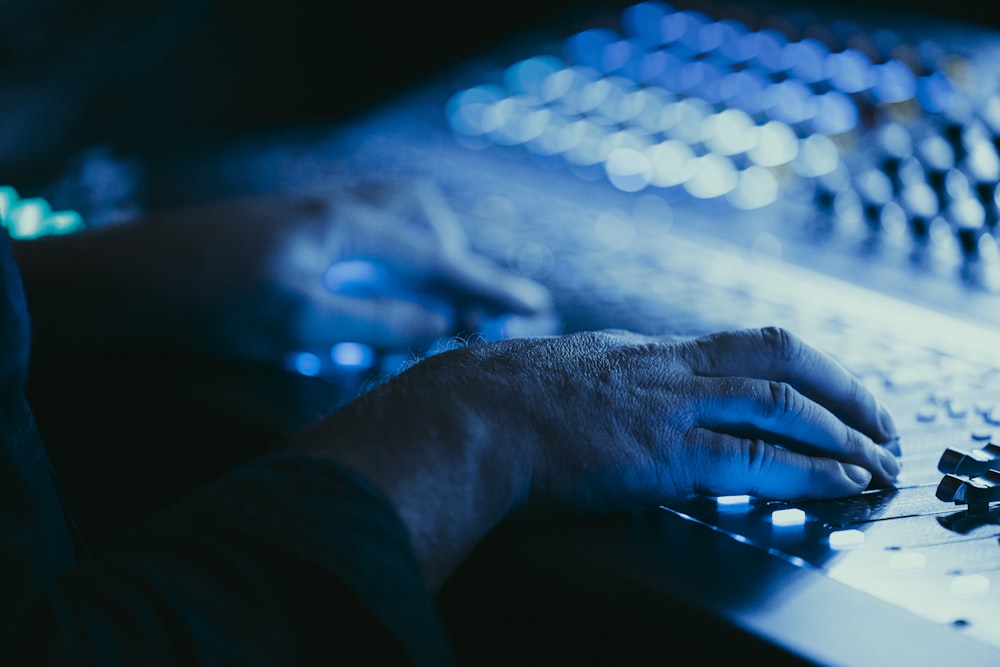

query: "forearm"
left=291, top=352, right=529, bottom=593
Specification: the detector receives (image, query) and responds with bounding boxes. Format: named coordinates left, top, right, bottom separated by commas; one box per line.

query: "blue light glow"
left=811, top=91, right=858, bottom=135
left=445, top=85, right=505, bottom=136
left=728, top=166, right=779, bottom=210
left=826, top=48, right=875, bottom=93
left=683, top=154, right=737, bottom=199
left=504, top=56, right=563, bottom=98
left=288, top=351, right=322, bottom=377
left=621, top=2, right=674, bottom=47
left=331, top=342, right=376, bottom=369
left=785, top=38, right=830, bottom=83
left=917, top=71, right=955, bottom=113
left=873, top=59, right=916, bottom=103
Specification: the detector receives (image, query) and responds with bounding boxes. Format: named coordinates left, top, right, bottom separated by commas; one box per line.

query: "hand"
left=298, top=326, right=900, bottom=589
left=14, top=180, right=554, bottom=364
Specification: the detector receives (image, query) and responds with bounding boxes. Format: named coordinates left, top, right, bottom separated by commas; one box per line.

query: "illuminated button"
left=810, top=90, right=858, bottom=135
left=0, top=185, right=18, bottom=219
left=716, top=494, right=752, bottom=506
left=446, top=85, right=505, bottom=136
left=747, top=121, right=798, bottom=167
left=950, top=574, right=990, bottom=597
left=766, top=80, right=817, bottom=125
left=621, top=1, right=672, bottom=47
left=826, top=48, right=875, bottom=93
left=770, top=508, right=806, bottom=526
left=700, top=108, right=757, bottom=156
left=645, top=140, right=697, bottom=187
left=872, top=59, right=916, bottom=103
left=828, top=529, right=864, bottom=549
left=747, top=28, right=789, bottom=74
left=288, top=351, right=323, bottom=377
left=565, top=28, right=622, bottom=72
left=331, top=342, right=376, bottom=369
left=791, top=133, right=839, bottom=177
left=659, top=9, right=711, bottom=49
left=605, top=148, right=652, bottom=192
left=727, top=166, right=779, bottom=210
left=784, top=38, right=830, bottom=83
left=683, top=154, right=738, bottom=199
left=916, top=71, right=955, bottom=113
left=717, top=21, right=760, bottom=64
left=504, top=56, right=563, bottom=99
left=719, top=70, right=769, bottom=115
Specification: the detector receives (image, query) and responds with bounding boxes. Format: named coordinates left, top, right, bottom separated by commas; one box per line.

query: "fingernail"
left=878, top=403, right=899, bottom=441
left=843, top=463, right=873, bottom=486
left=877, top=445, right=901, bottom=479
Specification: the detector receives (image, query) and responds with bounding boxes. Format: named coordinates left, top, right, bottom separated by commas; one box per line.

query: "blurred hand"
left=15, top=180, right=555, bottom=365
left=301, top=326, right=900, bottom=588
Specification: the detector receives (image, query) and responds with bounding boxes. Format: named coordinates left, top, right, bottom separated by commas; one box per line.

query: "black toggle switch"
left=937, top=442, right=1000, bottom=477
left=935, top=469, right=1000, bottom=515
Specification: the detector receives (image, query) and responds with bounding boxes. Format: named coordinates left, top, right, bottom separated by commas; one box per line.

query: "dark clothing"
left=0, top=230, right=454, bottom=665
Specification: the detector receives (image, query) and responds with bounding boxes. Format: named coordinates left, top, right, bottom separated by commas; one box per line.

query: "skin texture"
left=294, top=326, right=901, bottom=591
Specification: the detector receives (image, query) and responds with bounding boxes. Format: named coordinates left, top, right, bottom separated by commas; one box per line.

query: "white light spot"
left=331, top=342, right=375, bottom=369
left=828, top=529, right=865, bottom=549
left=727, top=166, right=779, bottom=209
left=645, top=140, right=697, bottom=187
left=605, top=147, right=652, bottom=192
left=950, top=574, right=990, bottom=597
left=683, top=154, right=738, bottom=199
left=770, top=508, right=806, bottom=526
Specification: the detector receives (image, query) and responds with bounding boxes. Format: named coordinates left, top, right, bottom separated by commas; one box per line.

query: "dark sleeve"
left=0, top=231, right=454, bottom=665
left=13, top=454, right=457, bottom=667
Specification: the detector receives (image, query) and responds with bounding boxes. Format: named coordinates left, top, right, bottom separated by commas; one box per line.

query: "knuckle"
left=766, top=380, right=797, bottom=421
left=744, top=438, right=777, bottom=479
left=759, top=325, right=800, bottom=363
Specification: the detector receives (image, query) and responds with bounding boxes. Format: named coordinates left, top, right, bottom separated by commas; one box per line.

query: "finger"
left=692, top=375, right=899, bottom=486
left=688, top=428, right=874, bottom=500
left=686, top=327, right=898, bottom=445
left=412, top=179, right=471, bottom=257
left=436, top=254, right=554, bottom=316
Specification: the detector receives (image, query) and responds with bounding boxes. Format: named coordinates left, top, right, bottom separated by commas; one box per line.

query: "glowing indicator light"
left=683, top=154, right=738, bottom=199
left=950, top=574, right=990, bottom=597
left=747, top=121, right=798, bottom=167
left=728, top=166, right=778, bottom=210
left=331, top=342, right=375, bottom=370
left=289, top=352, right=322, bottom=377
left=770, top=508, right=806, bottom=526
left=716, top=495, right=752, bottom=506
left=828, top=529, right=865, bottom=550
